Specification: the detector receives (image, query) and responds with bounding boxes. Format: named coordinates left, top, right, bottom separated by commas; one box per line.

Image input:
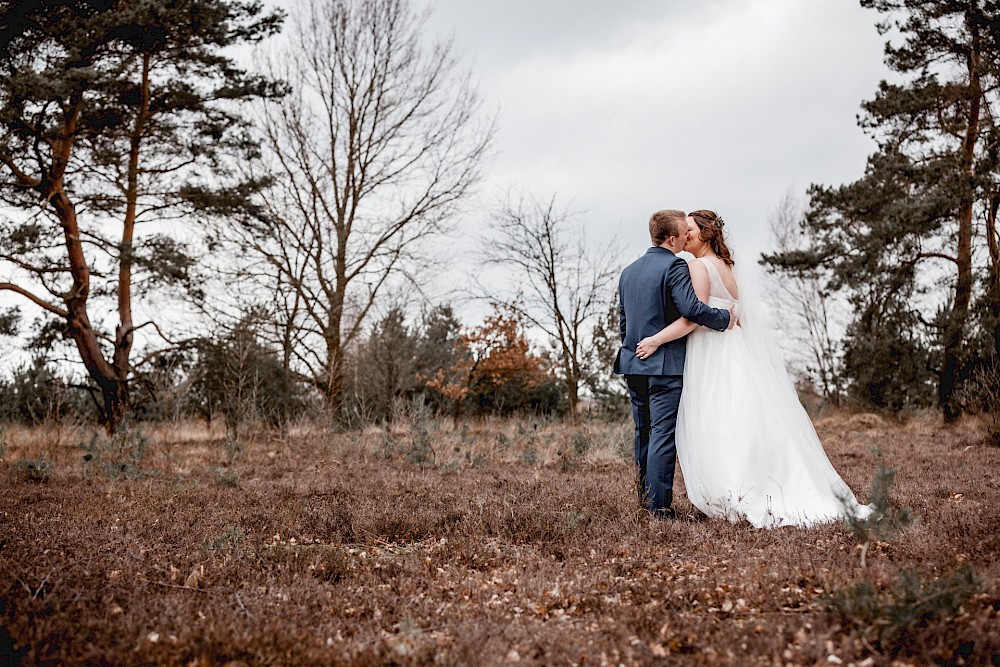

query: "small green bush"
left=78, top=423, right=150, bottom=481
left=843, top=447, right=914, bottom=567
left=14, top=455, right=52, bottom=483
left=212, top=466, right=241, bottom=487
left=825, top=565, right=980, bottom=658
left=202, top=525, right=245, bottom=552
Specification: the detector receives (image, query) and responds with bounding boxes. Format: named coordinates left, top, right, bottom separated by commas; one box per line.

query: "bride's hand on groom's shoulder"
left=636, top=337, right=659, bottom=359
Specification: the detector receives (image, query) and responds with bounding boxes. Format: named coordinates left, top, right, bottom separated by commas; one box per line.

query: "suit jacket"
left=614, top=246, right=731, bottom=376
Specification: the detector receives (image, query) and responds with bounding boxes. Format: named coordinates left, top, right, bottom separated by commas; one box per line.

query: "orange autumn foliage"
left=423, top=304, right=551, bottom=410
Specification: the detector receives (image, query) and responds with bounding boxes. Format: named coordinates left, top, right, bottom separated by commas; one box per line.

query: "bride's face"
left=685, top=217, right=706, bottom=254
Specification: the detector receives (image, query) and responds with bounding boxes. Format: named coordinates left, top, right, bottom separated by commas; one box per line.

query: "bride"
left=635, top=210, right=871, bottom=528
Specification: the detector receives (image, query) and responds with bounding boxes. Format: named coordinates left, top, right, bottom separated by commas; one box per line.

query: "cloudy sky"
left=417, top=0, right=891, bottom=278
left=1, top=1, right=895, bottom=369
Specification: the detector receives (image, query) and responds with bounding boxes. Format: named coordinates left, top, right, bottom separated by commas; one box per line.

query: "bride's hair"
left=688, top=210, right=734, bottom=266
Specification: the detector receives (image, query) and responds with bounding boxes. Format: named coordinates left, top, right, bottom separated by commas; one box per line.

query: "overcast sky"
left=416, top=0, right=891, bottom=285
left=1, top=1, right=895, bottom=370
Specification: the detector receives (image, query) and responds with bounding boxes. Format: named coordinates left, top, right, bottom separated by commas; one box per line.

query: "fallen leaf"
left=185, top=565, right=204, bottom=589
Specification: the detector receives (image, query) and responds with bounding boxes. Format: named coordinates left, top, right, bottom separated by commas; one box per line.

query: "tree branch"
left=917, top=251, right=959, bottom=264
left=0, top=155, right=41, bottom=188
left=0, top=282, right=68, bottom=318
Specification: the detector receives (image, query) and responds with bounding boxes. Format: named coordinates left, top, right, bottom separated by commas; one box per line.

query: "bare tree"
left=482, top=192, right=619, bottom=416
left=226, top=0, right=493, bottom=418
left=764, top=193, right=846, bottom=405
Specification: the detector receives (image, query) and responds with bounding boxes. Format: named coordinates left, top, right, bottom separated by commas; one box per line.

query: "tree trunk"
left=988, top=193, right=1000, bottom=358
left=325, top=333, right=345, bottom=421
left=54, top=187, right=130, bottom=431
left=100, top=377, right=130, bottom=431
left=45, top=56, right=151, bottom=433
left=110, top=53, right=150, bottom=422
left=940, top=25, right=981, bottom=422
left=566, top=375, right=578, bottom=419
left=44, top=88, right=137, bottom=432
left=50, top=165, right=133, bottom=431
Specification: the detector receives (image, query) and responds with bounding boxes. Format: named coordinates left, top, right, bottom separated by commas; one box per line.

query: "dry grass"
left=1, top=412, right=998, bottom=666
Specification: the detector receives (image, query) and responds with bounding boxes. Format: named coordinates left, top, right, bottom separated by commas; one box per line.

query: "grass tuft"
left=13, top=454, right=52, bottom=483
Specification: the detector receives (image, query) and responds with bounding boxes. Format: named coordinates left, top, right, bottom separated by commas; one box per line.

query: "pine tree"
left=0, top=0, right=283, bottom=429
left=764, top=0, right=1000, bottom=418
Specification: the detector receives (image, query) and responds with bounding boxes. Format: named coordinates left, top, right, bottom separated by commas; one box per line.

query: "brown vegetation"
left=1, top=413, right=998, bottom=665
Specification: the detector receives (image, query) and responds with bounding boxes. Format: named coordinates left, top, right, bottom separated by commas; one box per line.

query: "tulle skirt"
left=676, top=322, right=870, bottom=528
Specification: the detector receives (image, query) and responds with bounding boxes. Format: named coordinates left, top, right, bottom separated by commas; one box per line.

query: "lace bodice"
left=698, top=257, right=738, bottom=309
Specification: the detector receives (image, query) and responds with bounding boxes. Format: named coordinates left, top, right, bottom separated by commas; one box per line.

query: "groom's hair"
left=649, top=209, right=686, bottom=245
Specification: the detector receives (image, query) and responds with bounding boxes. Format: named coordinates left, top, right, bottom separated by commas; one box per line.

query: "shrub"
left=187, top=325, right=309, bottom=436
left=78, top=422, right=150, bottom=481
left=14, top=455, right=52, bottom=483
left=843, top=448, right=914, bottom=568
left=957, top=362, right=1000, bottom=446
left=202, top=525, right=245, bottom=553
left=824, top=565, right=980, bottom=659
left=212, top=466, right=241, bottom=487
left=841, top=316, right=936, bottom=412
left=345, top=308, right=421, bottom=424
left=393, top=397, right=436, bottom=468
left=0, top=356, right=90, bottom=424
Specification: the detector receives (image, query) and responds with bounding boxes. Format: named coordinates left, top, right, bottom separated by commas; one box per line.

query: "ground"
left=1, top=412, right=998, bottom=666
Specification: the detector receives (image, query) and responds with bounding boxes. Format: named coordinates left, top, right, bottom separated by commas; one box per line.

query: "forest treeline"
left=0, top=0, right=998, bottom=433
left=0, top=301, right=621, bottom=428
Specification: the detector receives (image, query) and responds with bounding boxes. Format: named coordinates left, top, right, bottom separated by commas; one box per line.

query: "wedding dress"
left=675, top=256, right=872, bottom=528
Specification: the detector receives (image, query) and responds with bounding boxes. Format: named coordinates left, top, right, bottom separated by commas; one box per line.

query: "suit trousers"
left=626, top=374, right=683, bottom=513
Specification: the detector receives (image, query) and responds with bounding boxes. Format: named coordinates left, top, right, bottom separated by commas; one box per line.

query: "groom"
left=614, top=209, right=734, bottom=518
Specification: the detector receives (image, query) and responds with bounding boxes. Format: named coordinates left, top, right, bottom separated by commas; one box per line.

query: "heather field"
left=1, top=412, right=999, bottom=666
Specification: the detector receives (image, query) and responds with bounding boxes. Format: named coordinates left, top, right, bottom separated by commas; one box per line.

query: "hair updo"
left=688, top=209, right=734, bottom=267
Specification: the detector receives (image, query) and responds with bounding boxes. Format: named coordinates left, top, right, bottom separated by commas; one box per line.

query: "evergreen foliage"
left=413, top=305, right=468, bottom=412
left=341, top=303, right=566, bottom=424
left=187, top=320, right=308, bottom=434
left=844, top=447, right=914, bottom=568
left=763, top=0, right=1000, bottom=416
left=825, top=565, right=980, bottom=659
left=0, top=356, right=89, bottom=423
left=0, top=0, right=284, bottom=429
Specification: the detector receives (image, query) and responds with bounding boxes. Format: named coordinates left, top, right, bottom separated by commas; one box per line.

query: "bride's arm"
left=636, top=260, right=711, bottom=360
left=635, top=319, right=697, bottom=359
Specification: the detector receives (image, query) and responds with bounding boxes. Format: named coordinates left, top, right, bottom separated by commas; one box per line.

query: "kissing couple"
left=614, top=209, right=871, bottom=527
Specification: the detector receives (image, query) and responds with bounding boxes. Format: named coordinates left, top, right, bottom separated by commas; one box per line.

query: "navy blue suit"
left=614, top=246, right=731, bottom=514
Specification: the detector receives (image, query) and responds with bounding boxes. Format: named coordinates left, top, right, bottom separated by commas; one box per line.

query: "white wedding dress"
left=676, top=257, right=872, bottom=528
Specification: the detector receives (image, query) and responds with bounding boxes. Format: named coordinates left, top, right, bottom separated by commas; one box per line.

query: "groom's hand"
left=726, top=304, right=738, bottom=329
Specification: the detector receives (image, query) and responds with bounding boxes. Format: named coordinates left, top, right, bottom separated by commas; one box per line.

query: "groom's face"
left=677, top=218, right=692, bottom=249
left=684, top=216, right=701, bottom=249
left=665, top=222, right=687, bottom=252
